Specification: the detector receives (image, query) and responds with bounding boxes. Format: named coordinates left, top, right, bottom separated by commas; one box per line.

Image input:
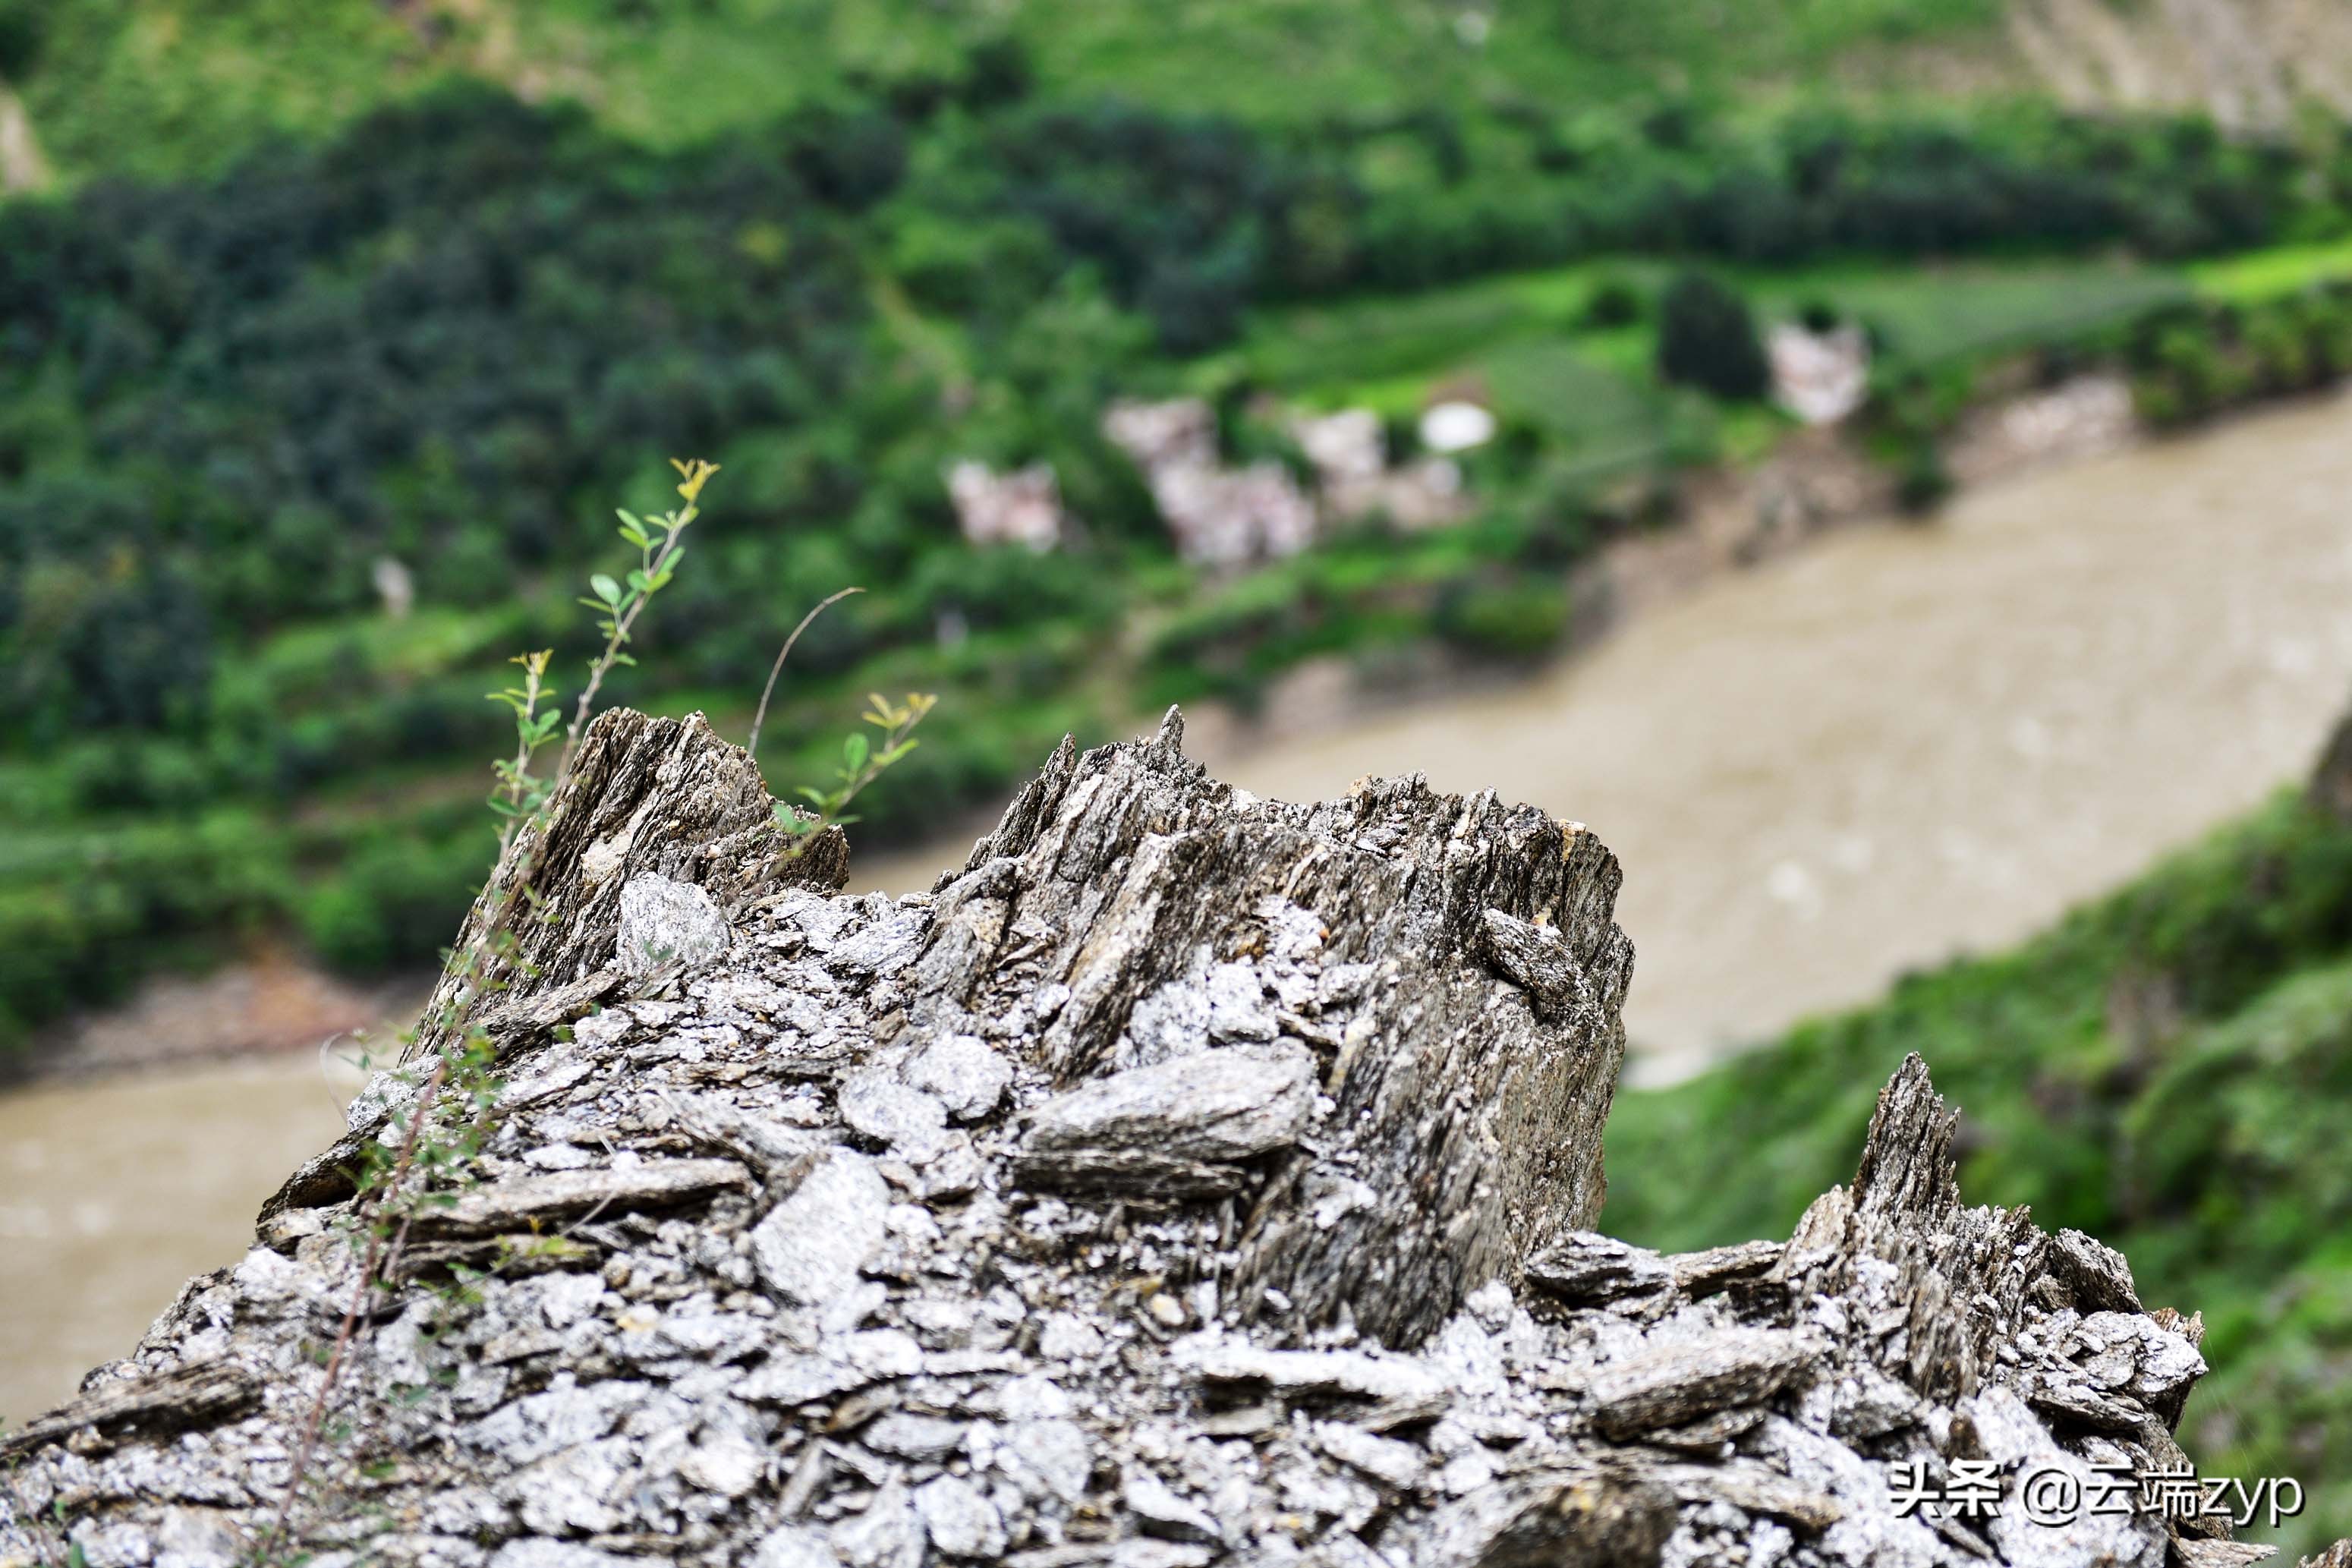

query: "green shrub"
left=1894, top=442, right=1952, bottom=515
left=886, top=212, right=1058, bottom=316
left=299, top=831, right=489, bottom=976
left=0, top=811, right=291, bottom=1050
left=2247, top=309, right=2316, bottom=391
left=1494, top=483, right=1598, bottom=570
left=1582, top=275, right=1645, bottom=328
left=2131, top=373, right=2187, bottom=429
left=2155, top=323, right=2226, bottom=421
left=2298, top=290, right=2352, bottom=376
left=902, top=544, right=1120, bottom=634
left=53, top=738, right=210, bottom=813
left=0, top=0, right=42, bottom=79
left=1433, top=576, right=1570, bottom=659
left=1656, top=272, right=1771, bottom=401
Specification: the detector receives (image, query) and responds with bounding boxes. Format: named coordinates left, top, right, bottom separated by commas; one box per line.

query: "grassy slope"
left=2192, top=235, right=2352, bottom=305
left=1604, top=787, right=2352, bottom=1546
left=1214, top=253, right=2201, bottom=486
left=8, top=0, right=2014, bottom=184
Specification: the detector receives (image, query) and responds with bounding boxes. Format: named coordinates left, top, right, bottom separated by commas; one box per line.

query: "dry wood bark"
left=884, top=707, right=1632, bottom=1346
left=0, top=710, right=2310, bottom=1568
left=405, top=707, right=851, bottom=1066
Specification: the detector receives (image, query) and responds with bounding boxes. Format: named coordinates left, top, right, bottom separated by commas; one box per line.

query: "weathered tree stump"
left=0, top=710, right=2308, bottom=1568
left=407, top=707, right=852, bottom=1067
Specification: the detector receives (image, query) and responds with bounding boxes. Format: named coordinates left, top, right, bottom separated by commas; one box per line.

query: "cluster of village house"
left=943, top=321, right=1874, bottom=566
left=946, top=397, right=1487, bottom=565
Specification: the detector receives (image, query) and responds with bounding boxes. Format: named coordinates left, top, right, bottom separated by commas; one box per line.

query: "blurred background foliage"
left=8, top=7, right=2352, bottom=1049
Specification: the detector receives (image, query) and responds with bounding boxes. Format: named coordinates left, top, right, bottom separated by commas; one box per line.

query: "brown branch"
left=747, top=587, right=862, bottom=763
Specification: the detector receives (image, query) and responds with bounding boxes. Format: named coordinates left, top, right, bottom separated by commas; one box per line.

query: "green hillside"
left=8, top=4, right=2352, bottom=1060
left=0, top=0, right=2017, bottom=186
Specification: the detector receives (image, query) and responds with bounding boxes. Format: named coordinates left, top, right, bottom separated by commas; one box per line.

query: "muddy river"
left=8, top=391, right=2352, bottom=1428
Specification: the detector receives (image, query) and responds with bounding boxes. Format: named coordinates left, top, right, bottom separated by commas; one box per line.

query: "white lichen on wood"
left=0, top=709, right=2324, bottom=1568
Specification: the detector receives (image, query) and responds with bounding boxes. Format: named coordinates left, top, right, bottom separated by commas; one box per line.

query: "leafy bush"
left=2121, top=285, right=2352, bottom=428
left=902, top=544, right=1120, bottom=634
left=299, top=830, right=489, bottom=975
left=1433, top=576, right=1570, bottom=659
left=0, top=810, right=291, bottom=1044
left=1894, top=442, right=1952, bottom=515
left=1582, top=275, right=1645, bottom=328
left=0, top=0, right=42, bottom=80
left=50, top=570, right=215, bottom=734
left=1655, top=272, right=1771, bottom=400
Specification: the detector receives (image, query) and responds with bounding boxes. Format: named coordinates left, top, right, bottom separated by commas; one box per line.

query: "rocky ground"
left=0, top=711, right=2335, bottom=1567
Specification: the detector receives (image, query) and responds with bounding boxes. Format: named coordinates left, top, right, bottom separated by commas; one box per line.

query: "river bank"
left=866, top=383, right=2352, bottom=1081
left=2, top=952, right=430, bottom=1089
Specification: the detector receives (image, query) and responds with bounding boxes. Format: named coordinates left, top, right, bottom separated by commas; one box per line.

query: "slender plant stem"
left=748, top=587, right=862, bottom=763
left=259, top=461, right=719, bottom=1560
left=493, top=653, right=551, bottom=858
left=260, top=817, right=551, bottom=1559
left=555, top=521, right=687, bottom=782
left=258, top=1045, right=449, bottom=1560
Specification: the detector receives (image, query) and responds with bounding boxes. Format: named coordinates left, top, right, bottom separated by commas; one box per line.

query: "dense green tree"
left=0, top=67, right=2346, bottom=1050
left=1655, top=271, right=1771, bottom=400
